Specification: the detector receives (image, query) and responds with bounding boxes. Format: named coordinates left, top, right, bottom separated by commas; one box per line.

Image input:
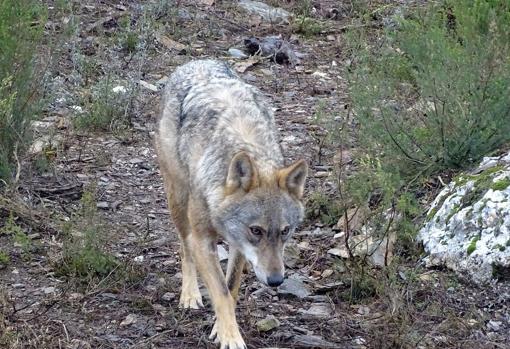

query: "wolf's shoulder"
left=169, top=59, right=239, bottom=87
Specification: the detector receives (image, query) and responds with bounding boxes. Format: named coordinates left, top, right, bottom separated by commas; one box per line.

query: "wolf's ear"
left=226, top=152, right=256, bottom=193
left=279, top=159, right=308, bottom=198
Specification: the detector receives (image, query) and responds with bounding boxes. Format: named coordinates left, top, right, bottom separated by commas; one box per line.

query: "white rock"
left=418, top=151, right=510, bottom=285
left=112, top=85, right=127, bottom=93
left=70, top=105, right=83, bottom=113
left=120, top=314, right=137, bottom=327
left=238, top=0, right=290, bottom=23
left=138, top=80, right=159, bottom=92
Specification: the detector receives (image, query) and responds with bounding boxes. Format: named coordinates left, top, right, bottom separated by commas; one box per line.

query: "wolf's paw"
left=178, top=289, right=203, bottom=309
left=209, top=320, right=246, bottom=349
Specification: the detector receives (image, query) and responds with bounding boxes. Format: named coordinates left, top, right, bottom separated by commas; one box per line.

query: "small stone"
left=238, top=0, right=290, bottom=23
left=13, top=283, right=25, bottom=289
left=112, top=86, right=127, bottom=93
left=357, top=305, right=370, bottom=315
left=314, top=171, right=329, bottom=178
left=278, top=276, right=311, bottom=299
left=139, top=80, right=159, bottom=92
left=70, top=105, right=84, bottom=113
left=228, top=48, right=248, bottom=59
left=256, top=315, right=280, bottom=332
left=161, top=292, right=176, bottom=302
left=321, top=269, right=333, bottom=278
left=217, top=244, right=228, bottom=261
left=333, top=232, right=345, bottom=239
left=353, top=337, right=366, bottom=345
left=293, top=334, right=338, bottom=348
left=487, top=320, right=502, bottom=331
left=467, top=319, right=478, bottom=326
left=42, top=286, right=56, bottom=294
left=120, top=314, right=137, bottom=327
left=298, top=303, right=332, bottom=318
left=327, top=248, right=349, bottom=258
left=96, top=201, right=109, bottom=209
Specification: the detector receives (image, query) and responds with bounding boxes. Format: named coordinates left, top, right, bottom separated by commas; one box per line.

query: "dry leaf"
left=158, top=35, right=186, bottom=52
left=335, top=204, right=370, bottom=232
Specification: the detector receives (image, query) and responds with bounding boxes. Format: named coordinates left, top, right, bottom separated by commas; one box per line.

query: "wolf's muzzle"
left=266, top=273, right=284, bottom=287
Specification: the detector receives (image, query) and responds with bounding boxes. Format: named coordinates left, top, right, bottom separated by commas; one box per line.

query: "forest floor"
left=1, top=1, right=509, bottom=348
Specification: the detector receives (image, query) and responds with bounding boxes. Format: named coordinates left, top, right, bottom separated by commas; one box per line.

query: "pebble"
left=228, top=48, right=248, bottom=59
left=161, top=292, right=176, bottom=302
left=256, top=315, right=280, bottom=332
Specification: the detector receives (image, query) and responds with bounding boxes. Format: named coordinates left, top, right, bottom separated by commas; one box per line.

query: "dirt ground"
left=1, top=1, right=509, bottom=348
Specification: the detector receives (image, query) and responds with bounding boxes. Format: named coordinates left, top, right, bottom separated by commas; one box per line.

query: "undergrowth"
left=0, top=0, right=46, bottom=182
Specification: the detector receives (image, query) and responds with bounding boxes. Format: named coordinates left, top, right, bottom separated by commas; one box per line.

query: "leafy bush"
left=0, top=0, right=45, bottom=182
left=350, top=0, right=510, bottom=180
left=75, top=75, right=132, bottom=131
left=57, top=187, right=120, bottom=280
left=337, top=0, right=510, bottom=251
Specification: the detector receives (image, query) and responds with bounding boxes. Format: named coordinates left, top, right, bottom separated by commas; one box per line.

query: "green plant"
left=57, top=187, right=120, bottom=280
left=491, top=177, right=510, bottom=191
left=118, top=16, right=140, bottom=53
left=292, top=16, right=325, bottom=37
left=350, top=0, right=510, bottom=180
left=467, top=235, right=480, bottom=255
left=339, top=0, right=510, bottom=248
left=0, top=0, right=46, bottom=182
left=0, top=251, right=9, bottom=266
left=306, top=192, right=344, bottom=226
left=1, top=213, right=32, bottom=254
left=75, top=75, right=132, bottom=131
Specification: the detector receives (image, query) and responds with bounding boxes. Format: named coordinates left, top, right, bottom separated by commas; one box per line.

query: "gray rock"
left=256, top=315, right=281, bottom=332
left=96, top=201, right=109, bottom=209
left=487, top=320, right=502, bottom=331
left=292, top=334, right=339, bottom=348
left=217, top=244, right=228, bottom=261
left=161, top=292, right=176, bottom=302
left=298, top=303, right=332, bottom=318
left=228, top=48, right=248, bottom=59
left=418, top=150, right=510, bottom=284
left=278, top=275, right=311, bottom=299
left=239, top=0, right=290, bottom=23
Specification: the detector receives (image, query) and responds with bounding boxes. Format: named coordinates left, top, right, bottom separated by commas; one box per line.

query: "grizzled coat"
left=160, top=60, right=283, bottom=204
left=155, top=60, right=307, bottom=349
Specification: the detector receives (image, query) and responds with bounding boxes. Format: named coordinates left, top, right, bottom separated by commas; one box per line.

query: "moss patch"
left=467, top=235, right=480, bottom=255
left=491, top=177, right=510, bottom=191
left=458, top=165, right=505, bottom=210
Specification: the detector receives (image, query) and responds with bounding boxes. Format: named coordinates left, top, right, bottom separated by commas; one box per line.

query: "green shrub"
left=75, top=75, right=132, bottom=131
left=0, top=0, right=45, bottom=182
left=1, top=213, right=32, bottom=254
left=341, top=0, right=510, bottom=244
left=350, top=0, right=510, bottom=180
left=0, top=251, right=9, bottom=266
left=57, top=187, right=120, bottom=280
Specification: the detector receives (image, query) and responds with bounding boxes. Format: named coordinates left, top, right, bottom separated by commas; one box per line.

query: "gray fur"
left=156, top=59, right=306, bottom=285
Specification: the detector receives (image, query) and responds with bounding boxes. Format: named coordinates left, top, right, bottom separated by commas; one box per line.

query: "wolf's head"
left=213, top=152, right=307, bottom=287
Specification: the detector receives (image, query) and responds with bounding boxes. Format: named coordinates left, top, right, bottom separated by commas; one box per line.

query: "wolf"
left=155, top=60, right=307, bottom=349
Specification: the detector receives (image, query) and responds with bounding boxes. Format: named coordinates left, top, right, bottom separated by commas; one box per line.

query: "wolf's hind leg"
left=163, top=176, right=203, bottom=309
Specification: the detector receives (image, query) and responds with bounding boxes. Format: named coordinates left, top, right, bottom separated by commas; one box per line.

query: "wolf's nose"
left=267, top=274, right=284, bottom=287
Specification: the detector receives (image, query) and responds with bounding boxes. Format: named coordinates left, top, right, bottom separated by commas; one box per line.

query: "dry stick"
left=338, top=108, right=354, bottom=259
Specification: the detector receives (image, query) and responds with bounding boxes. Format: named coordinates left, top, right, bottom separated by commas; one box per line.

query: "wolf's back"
left=158, top=60, right=283, bottom=200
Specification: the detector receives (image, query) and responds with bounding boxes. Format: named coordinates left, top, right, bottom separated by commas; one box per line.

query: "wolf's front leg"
left=226, top=247, right=246, bottom=302
left=188, top=231, right=246, bottom=349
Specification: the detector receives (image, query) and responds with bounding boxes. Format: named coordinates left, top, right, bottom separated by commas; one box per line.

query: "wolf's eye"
left=249, top=226, right=265, bottom=236
left=281, top=226, right=291, bottom=236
